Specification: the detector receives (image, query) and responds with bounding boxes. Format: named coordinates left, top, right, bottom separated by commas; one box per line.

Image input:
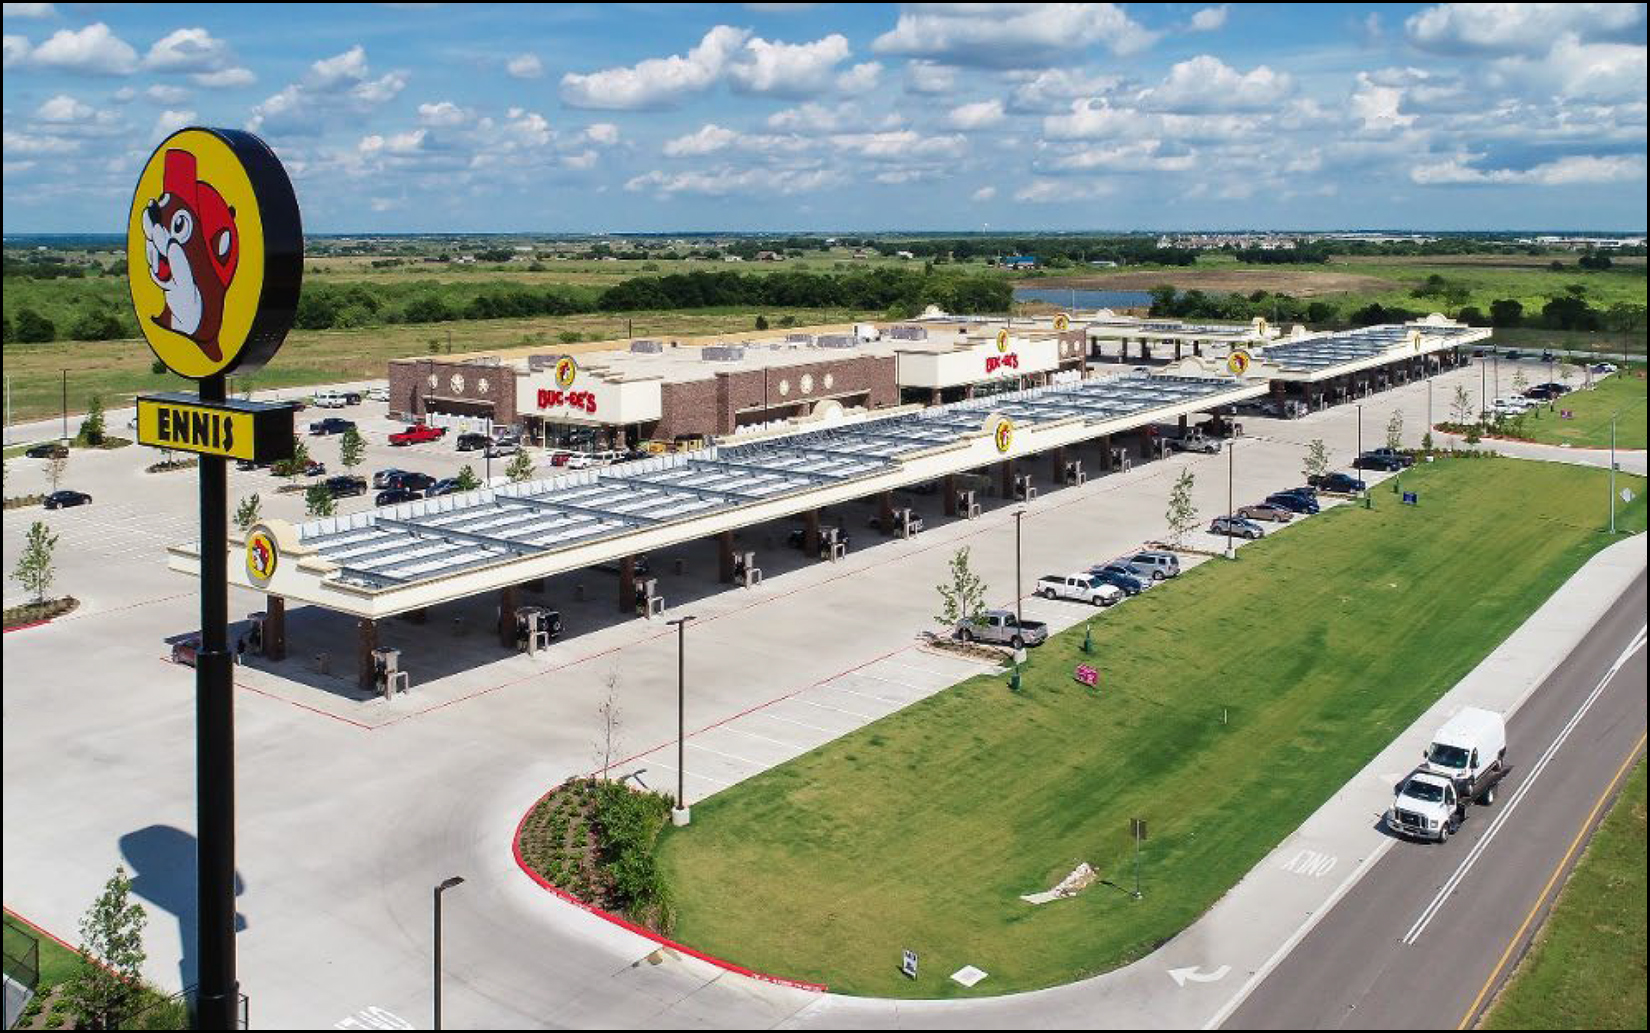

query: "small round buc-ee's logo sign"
left=246, top=527, right=278, bottom=587
left=1053, top=313, right=1070, bottom=331
left=996, top=329, right=1011, bottom=353
left=128, top=127, right=302, bottom=380
left=554, top=356, right=578, bottom=388
left=1227, top=349, right=1252, bottom=376
left=994, top=419, right=1014, bottom=453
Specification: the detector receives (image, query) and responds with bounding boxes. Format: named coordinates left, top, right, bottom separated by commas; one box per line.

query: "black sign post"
left=194, top=372, right=237, bottom=1029
left=127, top=126, right=302, bottom=1030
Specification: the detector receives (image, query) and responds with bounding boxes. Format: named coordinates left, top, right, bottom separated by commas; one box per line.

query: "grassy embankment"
left=655, top=458, right=1647, bottom=997
left=1497, top=365, right=1646, bottom=450
left=1481, top=759, right=1647, bottom=1030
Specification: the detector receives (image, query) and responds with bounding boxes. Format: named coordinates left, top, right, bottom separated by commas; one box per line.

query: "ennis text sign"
left=137, top=393, right=296, bottom=462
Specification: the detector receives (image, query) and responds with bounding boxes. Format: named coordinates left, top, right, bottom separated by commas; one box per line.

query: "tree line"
left=4, top=267, right=1014, bottom=343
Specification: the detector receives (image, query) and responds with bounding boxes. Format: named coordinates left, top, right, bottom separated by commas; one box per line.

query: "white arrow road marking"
left=1170, top=965, right=1231, bottom=987
left=1402, top=624, right=1647, bottom=946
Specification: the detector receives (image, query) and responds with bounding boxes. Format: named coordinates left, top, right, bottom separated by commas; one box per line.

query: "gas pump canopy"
left=169, top=370, right=1265, bottom=619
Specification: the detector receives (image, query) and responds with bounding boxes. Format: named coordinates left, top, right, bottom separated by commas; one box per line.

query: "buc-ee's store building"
left=386, top=324, right=1087, bottom=451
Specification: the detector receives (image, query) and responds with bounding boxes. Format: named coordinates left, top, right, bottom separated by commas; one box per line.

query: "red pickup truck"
left=389, top=424, right=447, bottom=446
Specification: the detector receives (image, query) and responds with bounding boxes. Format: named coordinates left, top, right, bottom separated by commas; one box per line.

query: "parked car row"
left=1026, top=551, right=1184, bottom=620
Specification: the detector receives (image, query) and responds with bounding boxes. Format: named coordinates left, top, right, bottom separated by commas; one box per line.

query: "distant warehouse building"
left=387, top=320, right=1087, bottom=451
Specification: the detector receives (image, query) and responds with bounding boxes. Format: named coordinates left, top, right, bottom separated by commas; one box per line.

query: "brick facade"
left=388, top=359, right=519, bottom=425
left=655, top=354, right=897, bottom=441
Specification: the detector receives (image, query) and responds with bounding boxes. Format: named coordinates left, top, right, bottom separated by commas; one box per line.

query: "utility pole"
left=1226, top=437, right=1235, bottom=559
left=433, top=876, right=464, bottom=1031
left=668, top=615, right=696, bottom=824
left=1609, top=413, right=1618, bottom=535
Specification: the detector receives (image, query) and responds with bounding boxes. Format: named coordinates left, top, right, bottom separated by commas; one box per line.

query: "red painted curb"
left=3, top=619, right=51, bottom=633
left=510, top=786, right=828, bottom=995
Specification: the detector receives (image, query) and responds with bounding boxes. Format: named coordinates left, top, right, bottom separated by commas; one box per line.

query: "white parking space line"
left=686, top=740, right=765, bottom=768
left=793, top=697, right=879, bottom=722
left=754, top=709, right=841, bottom=736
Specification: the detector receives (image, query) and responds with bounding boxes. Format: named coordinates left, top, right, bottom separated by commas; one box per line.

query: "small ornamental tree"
left=77, top=394, right=106, bottom=446
left=338, top=425, right=365, bottom=471
left=1303, top=439, right=1330, bottom=482
left=234, top=493, right=262, bottom=533
left=63, top=865, right=147, bottom=1031
left=272, top=436, right=310, bottom=484
left=46, top=448, right=68, bottom=492
left=936, top=546, right=989, bottom=630
left=12, top=520, right=59, bottom=603
left=1511, top=367, right=1528, bottom=396
left=1558, top=361, right=1576, bottom=388
left=1385, top=409, right=1404, bottom=452
left=506, top=448, right=535, bottom=483
left=1450, top=384, right=1475, bottom=426
left=304, top=481, right=336, bottom=517
left=1165, top=468, right=1198, bottom=548
left=455, top=464, right=481, bottom=491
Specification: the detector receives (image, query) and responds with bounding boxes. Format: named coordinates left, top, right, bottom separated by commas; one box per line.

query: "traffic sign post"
left=127, top=126, right=302, bottom=1029
left=1130, top=818, right=1148, bottom=900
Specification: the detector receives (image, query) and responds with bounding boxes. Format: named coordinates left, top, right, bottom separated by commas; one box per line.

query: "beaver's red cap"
left=163, top=149, right=198, bottom=209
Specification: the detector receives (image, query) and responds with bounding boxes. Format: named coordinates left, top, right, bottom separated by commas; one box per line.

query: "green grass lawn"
left=1482, top=759, right=1647, bottom=1030
left=655, top=459, right=1647, bottom=997
left=4, top=911, right=83, bottom=992
left=1504, top=367, right=1647, bottom=450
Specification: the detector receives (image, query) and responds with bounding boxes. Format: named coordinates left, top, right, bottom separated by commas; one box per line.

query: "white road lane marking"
left=1171, top=965, right=1231, bottom=986
left=1402, top=623, right=1647, bottom=945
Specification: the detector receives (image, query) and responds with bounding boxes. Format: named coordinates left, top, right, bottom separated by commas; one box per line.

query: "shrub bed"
left=5, top=494, right=45, bottom=509
left=4, top=597, right=79, bottom=628
left=145, top=458, right=197, bottom=474
left=517, top=777, right=676, bottom=933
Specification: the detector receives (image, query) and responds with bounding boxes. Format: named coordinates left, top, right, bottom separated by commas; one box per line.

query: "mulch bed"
left=4, top=597, right=79, bottom=629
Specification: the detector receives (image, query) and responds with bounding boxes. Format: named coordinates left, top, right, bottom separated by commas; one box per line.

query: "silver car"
left=1125, top=551, right=1181, bottom=581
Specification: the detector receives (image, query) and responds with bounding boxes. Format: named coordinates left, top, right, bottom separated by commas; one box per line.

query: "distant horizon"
left=6, top=227, right=1646, bottom=241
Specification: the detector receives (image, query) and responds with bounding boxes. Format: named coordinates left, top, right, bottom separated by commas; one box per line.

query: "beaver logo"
left=1227, top=349, right=1252, bottom=376
left=140, top=149, right=239, bottom=362
left=246, top=527, right=278, bottom=586
left=996, top=329, right=1010, bottom=353
left=994, top=419, right=1014, bottom=453
left=554, top=356, right=577, bottom=388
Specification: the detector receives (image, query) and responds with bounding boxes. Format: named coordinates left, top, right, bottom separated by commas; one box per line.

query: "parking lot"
left=0, top=355, right=1617, bottom=1026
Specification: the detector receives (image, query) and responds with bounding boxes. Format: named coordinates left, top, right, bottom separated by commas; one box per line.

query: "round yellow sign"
left=127, top=127, right=302, bottom=380
left=554, top=355, right=578, bottom=388
left=994, top=418, right=1014, bottom=453
left=246, top=526, right=279, bottom=588
left=996, top=329, right=1011, bottom=353
left=1227, top=349, right=1252, bottom=376
left=1053, top=313, right=1070, bottom=331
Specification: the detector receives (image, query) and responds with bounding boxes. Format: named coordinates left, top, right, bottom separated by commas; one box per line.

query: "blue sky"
left=3, top=2, right=1646, bottom=233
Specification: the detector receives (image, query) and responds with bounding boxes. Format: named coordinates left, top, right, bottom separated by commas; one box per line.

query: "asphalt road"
left=1226, top=570, right=1648, bottom=1030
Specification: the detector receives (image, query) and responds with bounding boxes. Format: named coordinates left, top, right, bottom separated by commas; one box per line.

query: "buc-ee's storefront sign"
left=986, top=351, right=1020, bottom=375
left=137, top=393, right=296, bottom=461
left=128, top=127, right=302, bottom=380
left=536, top=388, right=599, bottom=415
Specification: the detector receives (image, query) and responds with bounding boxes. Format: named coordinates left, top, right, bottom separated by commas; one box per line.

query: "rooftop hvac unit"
left=702, top=345, right=746, bottom=361
left=630, top=339, right=664, bottom=353
left=786, top=333, right=815, bottom=344
left=888, top=325, right=928, bottom=340
left=816, top=334, right=857, bottom=349
left=527, top=354, right=559, bottom=371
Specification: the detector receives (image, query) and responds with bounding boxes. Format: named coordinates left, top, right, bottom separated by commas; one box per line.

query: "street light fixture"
left=433, top=875, right=465, bottom=1032
left=1225, top=436, right=1235, bottom=560
left=667, top=615, right=696, bottom=825
left=1011, top=509, right=1026, bottom=692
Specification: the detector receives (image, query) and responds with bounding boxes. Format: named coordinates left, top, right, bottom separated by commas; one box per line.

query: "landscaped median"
left=637, top=458, right=1644, bottom=998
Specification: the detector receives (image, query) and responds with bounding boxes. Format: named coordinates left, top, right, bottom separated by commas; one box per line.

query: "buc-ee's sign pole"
left=127, top=127, right=302, bottom=1029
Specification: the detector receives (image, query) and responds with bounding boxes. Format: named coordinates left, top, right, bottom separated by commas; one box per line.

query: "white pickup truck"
left=1037, top=572, right=1124, bottom=606
left=1387, top=707, right=1509, bottom=842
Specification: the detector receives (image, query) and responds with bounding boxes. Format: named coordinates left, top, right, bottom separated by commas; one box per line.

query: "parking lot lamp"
left=1013, top=509, right=1025, bottom=627
left=433, top=875, right=465, bottom=1031
left=61, top=368, right=68, bottom=441
left=1225, top=437, right=1235, bottom=559
left=667, top=615, right=696, bottom=824
left=1610, top=413, right=1618, bottom=535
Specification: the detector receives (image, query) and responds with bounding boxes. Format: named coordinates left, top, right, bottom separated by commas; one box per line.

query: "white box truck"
left=1387, top=707, right=1509, bottom=842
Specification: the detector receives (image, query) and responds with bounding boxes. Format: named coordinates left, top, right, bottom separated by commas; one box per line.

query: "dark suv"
left=1266, top=491, right=1319, bottom=515
left=385, top=471, right=436, bottom=493
left=325, top=475, right=368, bottom=498
left=1309, top=472, right=1367, bottom=494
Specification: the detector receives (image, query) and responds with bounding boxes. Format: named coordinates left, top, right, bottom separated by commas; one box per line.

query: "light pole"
left=1480, top=355, right=1487, bottom=418
left=1225, top=437, right=1235, bottom=559
left=1609, top=413, right=1618, bottom=535
left=667, top=615, right=696, bottom=824
left=1011, top=509, right=1026, bottom=692
left=1427, top=379, right=1433, bottom=440
left=433, top=875, right=465, bottom=1032
left=61, top=368, right=68, bottom=441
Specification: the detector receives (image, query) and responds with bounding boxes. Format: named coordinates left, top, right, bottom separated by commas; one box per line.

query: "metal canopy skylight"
left=296, top=370, right=1250, bottom=590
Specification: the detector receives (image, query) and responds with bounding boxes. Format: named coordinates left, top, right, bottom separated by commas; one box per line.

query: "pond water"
left=1013, top=287, right=1157, bottom=309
